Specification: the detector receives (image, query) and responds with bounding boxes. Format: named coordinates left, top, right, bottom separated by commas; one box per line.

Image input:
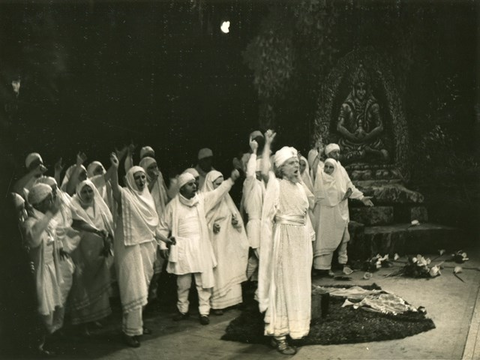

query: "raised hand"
left=55, top=158, right=64, bottom=173
left=265, top=129, right=276, bottom=144
left=231, top=169, right=240, bottom=181
left=249, top=137, right=258, bottom=153
left=110, top=152, right=119, bottom=168
left=115, top=146, right=128, bottom=160
left=76, top=152, right=87, bottom=165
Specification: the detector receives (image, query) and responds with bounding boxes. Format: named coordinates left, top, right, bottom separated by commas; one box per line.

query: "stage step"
left=348, top=223, right=462, bottom=260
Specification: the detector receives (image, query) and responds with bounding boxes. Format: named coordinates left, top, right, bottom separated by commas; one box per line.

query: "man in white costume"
left=157, top=169, right=240, bottom=325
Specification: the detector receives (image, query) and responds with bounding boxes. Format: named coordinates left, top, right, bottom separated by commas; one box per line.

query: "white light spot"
left=221, top=21, right=230, bottom=34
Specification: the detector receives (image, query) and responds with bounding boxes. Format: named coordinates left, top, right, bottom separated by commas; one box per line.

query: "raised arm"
left=110, top=152, right=121, bottom=205
left=65, top=152, right=87, bottom=196
left=203, top=170, right=240, bottom=213
left=261, top=129, right=276, bottom=184
left=54, top=157, right=64, bottom=186
left=13, top=164, right=47, bottom=196
left=25, top=198, right=61, bottom=248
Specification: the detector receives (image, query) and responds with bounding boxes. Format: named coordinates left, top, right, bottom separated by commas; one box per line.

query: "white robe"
left=158, top=179, right=234, bottom=289
left=258, top=174, right=314, bottom=339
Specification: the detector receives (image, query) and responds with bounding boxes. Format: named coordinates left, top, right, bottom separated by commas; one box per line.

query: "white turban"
left=325, top=143, right=340, bottom=155
left=25, top=153, right=43, bottom=169
left=198, top=148, right=213, bottom=160
left=274, top=146, right=298, bottom=168
left=184, top=168, right=199, bottom=178
left=140, top=146, right=155, bottom=159
left=178, top=172, right=195, bottom=189
left=139, top=156, right=157, bottom=171
left=28, top=183, right=52, bottom=205
left=35, top=176, right=57, bottom=188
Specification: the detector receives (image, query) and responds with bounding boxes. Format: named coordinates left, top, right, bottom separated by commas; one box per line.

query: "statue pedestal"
left=347, top=181, right=463, bottom=260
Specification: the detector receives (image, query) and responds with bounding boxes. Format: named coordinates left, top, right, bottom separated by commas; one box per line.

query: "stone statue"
left=337, top=64, right=389, bottom=164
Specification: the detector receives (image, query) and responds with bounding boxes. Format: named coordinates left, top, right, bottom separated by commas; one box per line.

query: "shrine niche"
left=314, top=47, right=409, bottom=182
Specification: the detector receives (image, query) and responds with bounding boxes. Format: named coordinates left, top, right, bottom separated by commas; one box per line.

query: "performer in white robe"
left=157, top=170, right=240, bottom=325
left=110, top=154, right=173, bottom=348
left=241, top=137, right=266, bottom=281
left=69, top=180, right=114, bottom=330
left=313, top=144, right=373, bottom=276
left=202, top=170, right=249, bottom=313
left=23, top=184, right=68, bottom=354
left=258, top=131, right=315, bottom=355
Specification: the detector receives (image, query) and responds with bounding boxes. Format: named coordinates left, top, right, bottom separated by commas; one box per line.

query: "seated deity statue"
left=336, top=64, right=390, bottom=164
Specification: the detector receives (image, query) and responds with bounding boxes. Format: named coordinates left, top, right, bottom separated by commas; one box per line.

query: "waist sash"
left=274, top=214, right=307, bottom=226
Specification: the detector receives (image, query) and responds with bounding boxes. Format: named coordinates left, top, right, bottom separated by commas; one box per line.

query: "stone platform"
left=347, top=182, right=462, bottom=259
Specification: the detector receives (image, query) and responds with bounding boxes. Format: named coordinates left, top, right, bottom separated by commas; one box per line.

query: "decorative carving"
left=314, top=47, right=409, bottom=182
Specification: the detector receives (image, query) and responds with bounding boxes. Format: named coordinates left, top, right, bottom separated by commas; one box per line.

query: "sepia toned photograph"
left=1, top=0, right=478, bottom=359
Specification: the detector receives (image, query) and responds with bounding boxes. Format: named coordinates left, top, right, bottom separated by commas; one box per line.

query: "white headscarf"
left=300, top=156, right=314, bottom=193
left=60, top=164, right=87, bottom=191
left=35, top=176, right=57, bottom=188
left=325, top=143, right=340, bottom=156
left=87, top=161, right=105, bottom=178
left=125, top=166, right=158, bottom=227
left=202, top=170, right=240, bottom=224
left=274, top=146, right=298, bottom=168
left=73, top=179, right=114, bottom=234
left=315, top=158, right=344, bottom=206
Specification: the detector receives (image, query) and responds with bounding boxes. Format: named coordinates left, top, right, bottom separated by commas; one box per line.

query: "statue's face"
left=354, top=82, right=367, bottom=101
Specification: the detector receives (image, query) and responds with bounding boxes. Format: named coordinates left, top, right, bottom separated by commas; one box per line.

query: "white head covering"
left=201, top=170, right=223, bottom=192
left=87, top=161, right=105, bottom=178
left=274, top=146, right=298, bottom=168
left=178, top=172, right=195, bottom=189
left=198, top=148, right=213, bottom=160
left=12, top=192, right=25, bottom=209
left=60, top=164, right=87, bottom=191
left=73, top=179, right=114, bottom=234
left=315, top=158, right=344, bottom=207
left=183, top=168, right=199, bottom=178
left=28, top=183, right=52, bottom=205
left=124, top=166, right=158, bottom=226
left=25, top=153, right=42, bottom=168
left=35, top=176, right=57, bottom=188
left=300, top=156, right=314, bottom=193
left=139, top=156, right=157, bottom=170
left=325, top=143, right=340, bottom=156
left=140, top=146, right=155, bottom=159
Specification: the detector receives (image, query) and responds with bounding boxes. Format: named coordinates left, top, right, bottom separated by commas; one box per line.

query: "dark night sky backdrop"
left=0, top=0, right=478, bottom=187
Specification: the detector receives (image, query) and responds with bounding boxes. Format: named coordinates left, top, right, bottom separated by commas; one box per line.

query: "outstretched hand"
left=361, top=196, right=374, bottom=207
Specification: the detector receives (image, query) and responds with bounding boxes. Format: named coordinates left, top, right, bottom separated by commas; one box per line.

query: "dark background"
left=0, top=0, right=478, bottom=235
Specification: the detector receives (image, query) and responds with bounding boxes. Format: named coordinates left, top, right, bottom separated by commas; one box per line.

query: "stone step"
left=350, top=206, right=394, bottom=226
left=348, top=223, right=462, bottom=260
